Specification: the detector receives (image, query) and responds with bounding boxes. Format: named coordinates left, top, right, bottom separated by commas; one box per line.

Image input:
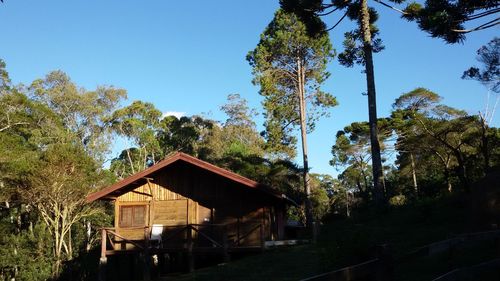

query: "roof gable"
left=86, top=152, right=286, bottom=202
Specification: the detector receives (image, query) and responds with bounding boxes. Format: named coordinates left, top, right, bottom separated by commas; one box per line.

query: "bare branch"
left=373, top=0, right=408, bottom=15
left=463, top=8, right=500, bottom=22
left=452, top=17, right=500, bottom=33
left=326, top=10, right=349, bottom=31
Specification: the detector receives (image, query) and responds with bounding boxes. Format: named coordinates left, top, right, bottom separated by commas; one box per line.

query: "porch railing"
left=99, top=223, right=264, bottom=275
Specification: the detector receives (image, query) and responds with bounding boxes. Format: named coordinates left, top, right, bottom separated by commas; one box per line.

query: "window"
left=119, top=205, right=146, bottom=227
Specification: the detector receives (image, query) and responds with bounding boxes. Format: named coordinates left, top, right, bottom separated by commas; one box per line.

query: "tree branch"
left=452, top=17, right=500, bottom=33
left=463, top=8, right=500, bottom=22
left=326, top=10, right=349, bottom=31
left=372, top=0, right=408, bottom=15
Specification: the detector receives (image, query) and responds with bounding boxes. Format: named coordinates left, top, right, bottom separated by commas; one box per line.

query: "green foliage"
left=29, top=70, right=126, bottom=164
left=462, top=37, right=499, bottom=93
left=0, top=61, right=115, bottom=279
left=330, top=119, right=393, bottom=200
left=158, top=115, right=214, bottom=157
left=402, top=1, right=499, bottom=43
left=109, top=100, right=162, bottom=176
left=391, top=88, right=500, bottom=195
left=247, top=9, right=336, bottom=159
left=310, top=184, right=331, bottom=220
left=388, top=194, right=407, bottom=206
left=0, top=223, right=53, bottom=281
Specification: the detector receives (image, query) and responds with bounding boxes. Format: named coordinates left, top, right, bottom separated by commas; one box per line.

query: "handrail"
left=100, top=222, right=266, bottom=254
left=189, top=223, right=226, bottom=227
left=106, top=229, right=144, bottom=250
left=160, top=225, right=189, bottom=243
left=431, top=258, right=500, bottom=281
left=190, top=225, right=224, bottom=248
left=233, top=223, right=261, bottom=246
left=398, top=229, right=500, bottom=262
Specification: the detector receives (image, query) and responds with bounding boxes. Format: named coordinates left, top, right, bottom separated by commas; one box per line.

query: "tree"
left=331, top=119, right=393, bottom=200
left=463, top=37, right=500, bottom=94
left=215, top=94, right=265, bottom=158
left=462, top=37, right=500, bottom=172
left=158, top=115, right=216, bottom=159
left=309, top=173, right=337, bottom=220
left=281, top=0, right=498, bottom=204
left=392, top=88, right=478, bottom=192
left=21, top=143, right=102, bottom=276
left=281, top=0, right=391, bottom=205
left=109, top=101, right=162, bottom=177
left=247, top=9, right=337, bottom=233
left=29, top=70, right=126, bottom=165
left=403, top=1, right=499, bottom=43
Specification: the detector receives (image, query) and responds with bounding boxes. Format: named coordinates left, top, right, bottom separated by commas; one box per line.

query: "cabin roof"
left=86, top=152, right=293, bottom=203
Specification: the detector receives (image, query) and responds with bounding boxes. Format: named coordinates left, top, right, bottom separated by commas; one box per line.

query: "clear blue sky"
left=1, top=1, right=498, bottom=175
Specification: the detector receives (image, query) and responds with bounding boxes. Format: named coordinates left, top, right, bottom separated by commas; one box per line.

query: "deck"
left=98, top=223, right=266, bottom=280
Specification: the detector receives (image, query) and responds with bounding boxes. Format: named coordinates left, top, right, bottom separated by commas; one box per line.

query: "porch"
left=98, top=223, right=266, bottom=280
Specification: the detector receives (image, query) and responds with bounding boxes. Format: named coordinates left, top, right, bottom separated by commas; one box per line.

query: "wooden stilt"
left=143, top=227, right=151, bottom=281
left=223, top=225, right=230, bottom=262
left=99, top=229, right=108, bottom=281
left=187, top=225, right=194, bottom=272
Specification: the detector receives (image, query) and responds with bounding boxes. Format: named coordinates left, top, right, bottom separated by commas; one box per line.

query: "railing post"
left=143, top=227, right=151, bottom=281
left=223, top=225, right=230, bottom=262
left=187, top=225, right=194, bottom=272
left=375, top=244, right=393, bottom=281
left=99, top=229, right=107, bottom=281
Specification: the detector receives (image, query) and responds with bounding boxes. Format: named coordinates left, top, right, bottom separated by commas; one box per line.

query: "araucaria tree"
left=281, top=0, right=389, bottom=205
left=247, top=9, right=337, bottom=232
left=281, top=0, right=498, bottom=206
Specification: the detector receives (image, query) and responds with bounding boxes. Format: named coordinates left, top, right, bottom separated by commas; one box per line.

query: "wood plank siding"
left=88, top=153, right=290, bottom=251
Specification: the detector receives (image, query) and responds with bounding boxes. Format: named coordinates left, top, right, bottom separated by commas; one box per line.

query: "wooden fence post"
left=99, top=229, right=107, bottom=281
left=187, top=225, right=194, bottom=272
left=375, top=244, right=393, bottom=281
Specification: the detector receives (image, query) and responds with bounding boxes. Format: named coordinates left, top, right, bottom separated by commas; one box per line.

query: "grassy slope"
left=170, top=195, right=497, bottom=281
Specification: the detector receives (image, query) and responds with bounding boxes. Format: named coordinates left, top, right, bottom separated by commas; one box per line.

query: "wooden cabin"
left=87, top=152, right=293, bottom=262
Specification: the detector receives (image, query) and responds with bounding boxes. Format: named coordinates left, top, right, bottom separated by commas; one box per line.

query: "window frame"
left=119, top=204, right=147, bottom=228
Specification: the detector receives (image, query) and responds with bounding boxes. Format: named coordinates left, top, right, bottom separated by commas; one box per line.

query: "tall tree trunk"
left=86, top=220, right=92, bottom=252
left=68, top=226, right=73, bottom=259
left=126, top=148, right=135, bottom=175
left=479, top=115, right=490, bottom=174
left=445, top=167, right=452, bottom=193
left=410, top=153, right=418, bottom=196
left=359, top=0, right=385, bottom=205
left=297, top=58, right=314, bottom=238
left=455, top=152, right=470, bottom=192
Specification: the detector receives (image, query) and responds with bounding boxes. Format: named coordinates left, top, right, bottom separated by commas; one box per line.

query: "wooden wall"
left=113, top=161, right=286, bottom=247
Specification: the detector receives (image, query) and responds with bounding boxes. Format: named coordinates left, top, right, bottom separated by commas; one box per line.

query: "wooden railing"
left=300, top=229, right=500, bottom=281
left=430, top=258, right=500, bottom=281
left=98, top=223, right=265, bottom=281
left=398, top=229, right=500, bottom=262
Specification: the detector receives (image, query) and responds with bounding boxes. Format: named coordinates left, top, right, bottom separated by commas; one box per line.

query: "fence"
left=300, top=230, right=500, bottom=281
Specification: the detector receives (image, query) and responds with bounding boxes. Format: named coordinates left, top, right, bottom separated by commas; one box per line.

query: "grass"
left=167, top=195, right=499, bottom=281
left=169, top=246, right=322, bottom=281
